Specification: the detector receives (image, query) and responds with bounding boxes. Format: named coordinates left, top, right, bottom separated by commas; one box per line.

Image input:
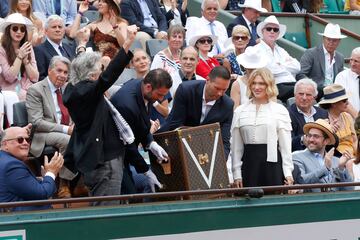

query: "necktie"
left=56, top=89, right=70, bottom=125
left=250, top=23, right=257, bottom=42
left=54, top=0, right=61, bottom=16
left=209, top=22, right=221, bottom=54
left=58, top=45, right=66, bottom=57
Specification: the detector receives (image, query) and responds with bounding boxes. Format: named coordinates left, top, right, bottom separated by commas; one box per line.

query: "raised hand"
left=43, top=152, right=64, bottom=176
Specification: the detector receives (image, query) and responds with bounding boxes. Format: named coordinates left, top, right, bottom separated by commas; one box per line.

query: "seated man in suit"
left=0, top=124, right=64, bottom=212
left=26, top=56, right=75, bottom=198
left=111, top=69, right=172, bottom=193
left=288, top=78, right=328, bottom=151
left=34, top=15, right=79, bottom=81
left=292, top=119, right=353, bottom=192
left=120, top=0, right=168, bottom=49
left=160, top=66, right=234, bottom=158
left=296, top=23, right=347, bottom=99
left=226, top=0, right=267, bottom=46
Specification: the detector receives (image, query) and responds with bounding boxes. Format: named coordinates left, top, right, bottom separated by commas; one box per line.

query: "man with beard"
left=292, top=119, right=353, bottom=192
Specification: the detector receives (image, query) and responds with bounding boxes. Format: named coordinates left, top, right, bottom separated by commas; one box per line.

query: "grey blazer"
left=296, top=45, right=344, bottom=87
left=292, top=148, right=353, bottom=192
left=26, top=78, right=66, bottom=157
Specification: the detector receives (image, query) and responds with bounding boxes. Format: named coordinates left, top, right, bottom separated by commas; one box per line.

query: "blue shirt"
left=136, top=0, right=158, bottom=29
left=33, top=0, right=77, bottom=26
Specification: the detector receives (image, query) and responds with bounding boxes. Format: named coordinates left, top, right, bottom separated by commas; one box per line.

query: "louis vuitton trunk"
left=152, top=123, right=229, bottom=197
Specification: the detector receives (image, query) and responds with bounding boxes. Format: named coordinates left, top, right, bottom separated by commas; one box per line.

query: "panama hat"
left=318, top=84, right=350, bottom=105
left=318, top=23, right=347, bottom=39
left=239, top=0, right=268, bottom=13
left=236, top=46, right=268, bottom=69
left=256, top=15, right=286, bottom=40
left=303, top=119, right=336, bottom=145
left=189, top=29, right=218, bottom=47
left=0, top=13, right=33, bottom=33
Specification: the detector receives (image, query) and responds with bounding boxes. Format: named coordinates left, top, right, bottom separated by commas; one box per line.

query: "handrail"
left=1, top=182, right=360, bottom=209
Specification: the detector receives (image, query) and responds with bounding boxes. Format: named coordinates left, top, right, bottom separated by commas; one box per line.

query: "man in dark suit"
left=63, top=26, right=137, bottom=205
left=110, top=69, right=172, bottom=193
left=120, top=0, right=168, bottom=49
left=226, top=0, right=267, bottom=46
left=288, top=78, right=328, bottom=151
left=0, top=125, right=64, bottom=212
left=160, top=66, right=234, bottom=158
left=296, top=23, right=347, bottom=99
left=34, top=15, right=77, bottom=81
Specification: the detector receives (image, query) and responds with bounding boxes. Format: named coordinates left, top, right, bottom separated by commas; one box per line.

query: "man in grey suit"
left=296, top=23, right=347, bottom=99
left=292, top=119, right=353, bottom=192
left=26, top=56, right=74, bottom=198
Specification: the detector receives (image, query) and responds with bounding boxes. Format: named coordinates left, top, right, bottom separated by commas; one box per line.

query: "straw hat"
left=318, top=23, right=347, bottom=39
left=256, top=15, right=286, bottom=40
left=239, top=0, right=268, bottom=12
left=318, top=84, right=350, bottom=105
left=303, top=119, right=336, bottom=145
left=189, top=29, right=218, bottom=47
left=236, top=46, right=268, bottom=69
left=0, top=13, right=33, bottom=33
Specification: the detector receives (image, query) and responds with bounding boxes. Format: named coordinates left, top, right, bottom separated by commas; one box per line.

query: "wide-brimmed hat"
left=303, top=119, right=336, bottom=145
left=256, top=15, right=286, bottom=40
left=0, top=13, right=33, bottom=33
left=239, top=0, right=267, bottom=13
left=318, top=84, right=350, bottom=105
left=189, top=29, right=218, bottom=47
left=318, top=23, right=347, bottom=39
left=236, top=46, right=268, bottom=69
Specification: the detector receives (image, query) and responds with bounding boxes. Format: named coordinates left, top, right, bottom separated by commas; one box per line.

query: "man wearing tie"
left=26, top=56, right=75, bottom=198
left=34, top=15, right=77, bottom=81
left=226, top=0, right=267, bottom=46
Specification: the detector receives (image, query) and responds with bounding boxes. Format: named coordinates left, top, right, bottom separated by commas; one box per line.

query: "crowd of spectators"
left=0, top=0, right=359, bottom=211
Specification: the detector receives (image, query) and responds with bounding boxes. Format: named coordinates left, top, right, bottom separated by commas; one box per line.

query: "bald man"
left=0, top=125, right=63, bottom=212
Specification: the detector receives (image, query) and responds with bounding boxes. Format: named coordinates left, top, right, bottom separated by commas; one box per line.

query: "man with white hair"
left=185, top=0, right=227, bottom=57
left=226, top=0, right=267, bottom=46
left=297, top=23, right=347, bottom=99
left=335, top=47, right=360, bottom=116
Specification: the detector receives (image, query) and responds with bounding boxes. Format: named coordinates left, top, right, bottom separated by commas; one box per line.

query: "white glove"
left=149, top=141, right=169, bottom=163
left=144, top=169, right=163, bottom=192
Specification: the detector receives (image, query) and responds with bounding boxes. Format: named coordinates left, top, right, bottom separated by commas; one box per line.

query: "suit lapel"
left=318, top=46, right=325, bottom=76
left=44, top=40, right=59, bottom=57
left=202, top=98, right=221, bottom=124
left=43, top=79, right=58, bottom=122
left=135, top=81, right=150, bottom=129
left=195, top=82, right=205, bottom=124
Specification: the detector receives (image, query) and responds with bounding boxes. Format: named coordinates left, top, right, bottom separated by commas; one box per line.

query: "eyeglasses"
left=265, top=27, right=280, bottom=33
left=197, top=38, right=213, bottom=44
left=305, top=134, right=324, bottom=140
left=11, top=25, right=26, bottom=33
left=3, top=137, right=31, bottom=144
left=233, top=35, right=249, bottom=41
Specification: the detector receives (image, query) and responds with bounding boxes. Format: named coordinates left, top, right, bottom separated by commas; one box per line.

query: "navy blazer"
left=120, top=0, right=168, bottom=38
left=226, top=15, right=260, bottom=46
left=0, top=151, right=55, bottom=211
left=288, top=103, right=328, bottom=151
left=34, top=39, right=76, bottom=81
left=110, top=79, right=152, bottom=173
left=160, top=80, right=234, bottom=157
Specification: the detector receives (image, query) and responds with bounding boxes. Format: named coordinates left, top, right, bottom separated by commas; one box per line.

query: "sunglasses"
left=11, top=25, right=26, bottom=33
left=233, top=35, right=249, bottom=41
left=265, top=27, right=280, bottom=33
left=197, top=38, right=213, bottom=44
left=3, top=136, right=31, bottom=144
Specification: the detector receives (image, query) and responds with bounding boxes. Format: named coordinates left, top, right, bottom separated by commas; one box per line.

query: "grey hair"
left=294, top=78, right=318, bottom=97
left=352, top=47, right=360, bottom=56
left=201, top=0, right=220, bottom=10
left=69, top=52, right=102, bottom=85
left=45, top=15, right=65, bottom=29
left=48, top=55, right=71, bottom=71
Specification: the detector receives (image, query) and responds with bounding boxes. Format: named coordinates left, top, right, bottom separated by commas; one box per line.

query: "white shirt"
left=297, top=106, right=317, bottom=123
left=185, top=16, right=228, bottom=57
left=335, top=68, right=360, bottom=112
left=323, top=45, right=336, bottom=86
left=231, top=101, right=293, bottom=180
left=254, top=40, right=300, bottom=84
left=47, top=37, right=65, bottom=56
left=47, top=78, right=68, bottom=134
left=200, top=85, right=216, bottom=123
left=242, top=14, right=255, bottom=33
